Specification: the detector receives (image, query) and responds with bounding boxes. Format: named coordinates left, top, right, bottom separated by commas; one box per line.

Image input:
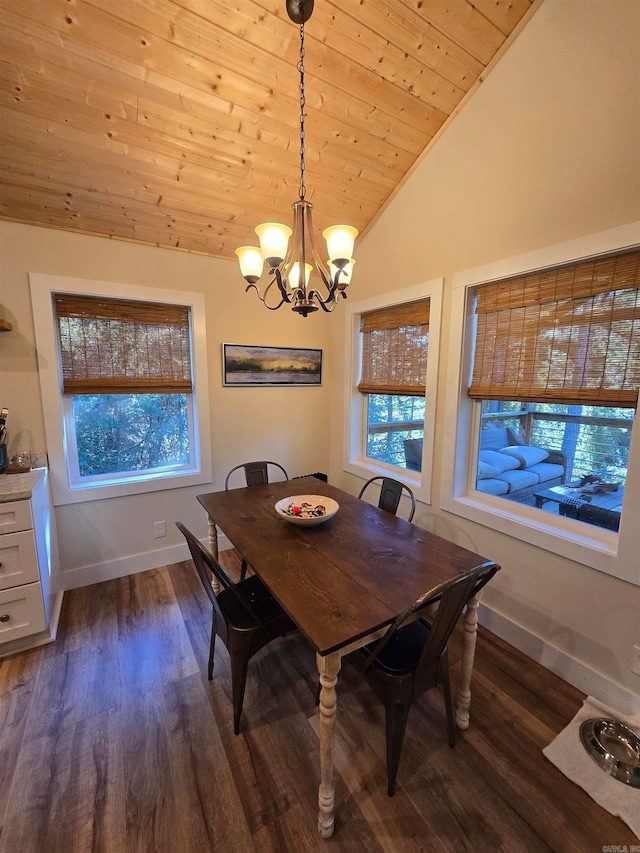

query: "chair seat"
left=359, top=619, right=432, bottom=676
left=218, top=574, right=295, bottom=632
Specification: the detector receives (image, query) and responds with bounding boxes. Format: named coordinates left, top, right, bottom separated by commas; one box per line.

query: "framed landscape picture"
left=223, top=344, right=323, bottom=386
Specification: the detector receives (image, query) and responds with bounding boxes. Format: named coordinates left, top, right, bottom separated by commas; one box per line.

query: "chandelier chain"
left=298, top=22, right=306, bottom=201
left=235, top=2, right=357, bottom=317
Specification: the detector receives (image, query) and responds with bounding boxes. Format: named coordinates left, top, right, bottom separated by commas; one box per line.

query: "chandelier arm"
left=309, top=289, right=343, bottom=312
left=273, top=267, right=301, bottom=302
left=245, top=276, right=291, bottom=311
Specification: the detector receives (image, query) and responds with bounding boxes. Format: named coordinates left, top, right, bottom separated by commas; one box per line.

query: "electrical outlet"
left=632, top=645, right=640, bottom=677
left=153, top=520, right=167, bottom=539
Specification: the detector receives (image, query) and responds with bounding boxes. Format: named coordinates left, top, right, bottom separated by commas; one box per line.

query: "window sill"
left=49, top=465, right=213, bottom=506
left=440, top=487, right=636, bottom=581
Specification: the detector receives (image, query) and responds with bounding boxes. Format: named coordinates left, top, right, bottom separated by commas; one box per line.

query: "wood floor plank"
left=0, top=650, right=42, bottom=832
left=0, top=558, right=636, bottom=852
left=163, top=672, right=254, bottom=852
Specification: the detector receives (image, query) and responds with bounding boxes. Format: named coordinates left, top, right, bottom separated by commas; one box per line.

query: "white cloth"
left=542, top=696, right=640, bottom=839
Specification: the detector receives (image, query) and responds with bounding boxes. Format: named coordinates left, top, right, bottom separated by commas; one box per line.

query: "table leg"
left=206, top=517, right=221, bottom=595
left=456, top=594, right=479, bottom=730
left=316, top=650, right=341, bottom=839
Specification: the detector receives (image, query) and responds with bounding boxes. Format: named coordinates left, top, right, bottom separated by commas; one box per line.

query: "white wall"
left=0, top=223, right=333, bottom=585
left=329, top=0, right=640, bottom=708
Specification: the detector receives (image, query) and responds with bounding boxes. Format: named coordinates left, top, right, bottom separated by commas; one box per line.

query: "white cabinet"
left=0, top=470, right=60, bottom=652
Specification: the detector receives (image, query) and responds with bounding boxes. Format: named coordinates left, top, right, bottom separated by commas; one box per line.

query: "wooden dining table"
left=197, top=476, right=496, bottom=838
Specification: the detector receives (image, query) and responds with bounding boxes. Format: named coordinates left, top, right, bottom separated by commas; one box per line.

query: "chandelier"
left=235, top=0, right=358, bottom=318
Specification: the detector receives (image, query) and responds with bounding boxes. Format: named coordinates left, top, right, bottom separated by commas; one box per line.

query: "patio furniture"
left=403, top=438, right=423, bottom=472
left=476, top=426, right=566, bottom=502
left=536, top=483, right=623, bottom=532
left=558, top=499, right=622, bottom=532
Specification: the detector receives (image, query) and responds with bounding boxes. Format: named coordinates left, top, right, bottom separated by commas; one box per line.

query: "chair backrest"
left=479, top=426, right=524, bottom=451
left=403, top=438, right=423, bottom=472
left=358, top=476, right=417, bottom=522
left=224, top=460, right=289, bottom=490
left=363, top=562, right=501, bottom=688
left=175, top=521, right=267, bottom=627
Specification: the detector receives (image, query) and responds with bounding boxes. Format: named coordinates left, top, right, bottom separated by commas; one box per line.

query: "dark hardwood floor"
left=0, top=552, right=635, bottom=852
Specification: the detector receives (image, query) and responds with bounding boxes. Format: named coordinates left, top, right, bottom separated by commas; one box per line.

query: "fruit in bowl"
left=283, top=501, right=327, bottom=518
left=274, top=495, right=339, bottom=526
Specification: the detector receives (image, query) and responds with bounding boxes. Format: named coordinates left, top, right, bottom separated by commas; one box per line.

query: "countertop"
left=0, top=468, right=45, bottom=503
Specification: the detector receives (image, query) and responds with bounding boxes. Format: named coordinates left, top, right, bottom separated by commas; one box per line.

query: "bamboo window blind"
left=469, top=249, right=640, bottom=407
left=358, top=299, right=430, bottom=397
left=54, top=294, right=193, bottom=395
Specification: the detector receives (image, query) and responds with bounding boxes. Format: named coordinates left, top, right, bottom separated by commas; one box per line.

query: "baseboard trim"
left=56, top=532, right=233, bottom=590
left=479, top=602, right=640, bottom=716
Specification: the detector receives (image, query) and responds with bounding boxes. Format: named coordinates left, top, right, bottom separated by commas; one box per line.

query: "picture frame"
left=223, top=344, right=323, bottom=386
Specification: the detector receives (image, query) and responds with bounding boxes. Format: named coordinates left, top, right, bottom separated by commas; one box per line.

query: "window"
left=344, top=279, right=443, bottom=504
left=30, top=274, right=211, bottom=505
left=468, top=250, right=639, bottom=532
left=54, top=294, right=194, bottom=485
left=359, top=300, right=430, bottom=471
left=441, top=223, right=640, bottom=583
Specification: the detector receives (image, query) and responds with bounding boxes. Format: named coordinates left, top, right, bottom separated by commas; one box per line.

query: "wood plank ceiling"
left=0, top=0, right=539, bottom=260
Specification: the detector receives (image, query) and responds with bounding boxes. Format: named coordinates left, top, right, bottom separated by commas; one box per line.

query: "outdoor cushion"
left=501, top=445, right=549, bottom=467
left=475, top=478, right=509, bottom=496
left=477, top=459, right=499, bottom=479
left=495, top=469, right=540, bottom=493
left=527, top=461, right=564, bottom=483
left=478, top=449, right=521, bottom=474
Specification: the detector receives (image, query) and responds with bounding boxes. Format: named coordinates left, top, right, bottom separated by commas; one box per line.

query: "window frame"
left=30, top=273, right=212, bottom=506
left=343, top=279, right=443, bottom=505
left=440, top=223, right=640, bottom=585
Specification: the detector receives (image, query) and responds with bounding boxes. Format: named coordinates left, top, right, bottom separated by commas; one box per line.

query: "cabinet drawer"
left=0, top=500, right=33, bottom=535
left=0, top=530, right=39, bottom=591
left=0, top=582, right=47, bottom=643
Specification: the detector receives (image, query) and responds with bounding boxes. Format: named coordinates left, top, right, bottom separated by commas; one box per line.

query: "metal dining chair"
left=358, top=475, right=417, bottom=522
left=225, top=460, right=289, bottom=579
left=176, top=521, right=296, bottom=735
left=224, top=460, right=289, bottom=490
left=344, top=561, right=500, bottom=795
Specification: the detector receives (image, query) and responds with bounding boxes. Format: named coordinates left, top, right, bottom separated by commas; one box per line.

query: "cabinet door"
left=0, top=530, right=40, bottom=590
left=0, top=582, right=47, bottom=642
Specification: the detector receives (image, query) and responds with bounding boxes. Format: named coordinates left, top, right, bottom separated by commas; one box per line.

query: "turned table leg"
left=206, top=517, right=220, bottom=595
left=316, top=650, right=341, bottom=838
left=456, top=594, right=479, bottom=730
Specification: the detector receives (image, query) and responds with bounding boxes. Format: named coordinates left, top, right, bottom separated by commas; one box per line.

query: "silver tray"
left=580, top=717, right=640, bottom=788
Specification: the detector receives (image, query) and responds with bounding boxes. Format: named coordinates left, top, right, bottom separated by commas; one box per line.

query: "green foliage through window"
left=72, top=394, right=190, bottom=477
left=367, top=394, right=425, bottom=469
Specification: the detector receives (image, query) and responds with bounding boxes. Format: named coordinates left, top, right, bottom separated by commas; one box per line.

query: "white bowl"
left=274, top=495, right=339, bottom=526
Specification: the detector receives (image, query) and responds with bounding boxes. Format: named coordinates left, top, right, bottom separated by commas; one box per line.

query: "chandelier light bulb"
left=255, top=222, right=292, bottom=268
left=235, top=246, right=264, bottom=284
left=322, top=225, right=358, bottom=264
left=288, top=262, right=313, bottom=291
